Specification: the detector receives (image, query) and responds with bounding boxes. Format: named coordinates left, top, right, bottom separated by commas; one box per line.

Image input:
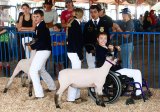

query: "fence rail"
left=0, top=29, right=160, bottom=88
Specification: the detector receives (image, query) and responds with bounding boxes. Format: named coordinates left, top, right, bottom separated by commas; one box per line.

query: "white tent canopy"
left=151, top=2, right=160, bottom=11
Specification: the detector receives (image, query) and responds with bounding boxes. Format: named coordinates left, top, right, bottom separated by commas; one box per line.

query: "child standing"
left=0, top=28, right=10, bottom=75
left=67, top=8, right=84, bottom=102
left=28, top=10, right=56, bottom=98
left=96, top=32, right=143, bottom=99
left=52, top=23, right=65, bottom=80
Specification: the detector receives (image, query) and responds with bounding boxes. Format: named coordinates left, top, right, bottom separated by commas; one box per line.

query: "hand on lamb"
left=115, top=46, right=121, bottom=51
left=28, top=45, right=32, bottom=51
left=108, top=45, right=114, bottom=51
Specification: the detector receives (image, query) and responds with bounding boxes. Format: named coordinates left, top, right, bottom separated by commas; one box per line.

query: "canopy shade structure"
left=55, top=0, right=158, bottom=4
left=0, top=0, right=159, bottom=6
left=151, top=2, right=160, bottom=11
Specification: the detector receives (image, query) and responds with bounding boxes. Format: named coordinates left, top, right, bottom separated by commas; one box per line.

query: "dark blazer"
left=31, top=21, right=51, bottom=51
left=67, top=19, right=83, bottom=60
left=95, top=44, right=121, bottom=71
left=83, top=18, right=113, bottom=53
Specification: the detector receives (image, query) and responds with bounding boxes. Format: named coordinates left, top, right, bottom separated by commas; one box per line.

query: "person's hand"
left=25, top=43, right=30, bottom=46
left=108, top=45, right=114, bottom=51
left=18, top=27, right=22, bottom=31
left=28, top=45, right=32, bottom=51
left=67, top=23, right=71, bottom=27
left=115, top=46, right=121, bottom=51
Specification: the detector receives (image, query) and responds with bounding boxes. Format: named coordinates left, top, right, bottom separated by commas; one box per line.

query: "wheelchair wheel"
left=88, top=71, right=122, bottom=104
left=118, top=75, right=130, bottom=96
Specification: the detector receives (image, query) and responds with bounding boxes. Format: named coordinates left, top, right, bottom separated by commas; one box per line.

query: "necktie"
left=94, top=20, right=97, bottom=27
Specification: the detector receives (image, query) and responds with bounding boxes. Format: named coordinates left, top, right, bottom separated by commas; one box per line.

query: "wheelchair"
left=116, top=71, right=152, bottom=102
left=88, top=71, right=122, bottom=104
left=88, top=70, right=152, bottom=104
left=85, top=44, right=152, bottom=104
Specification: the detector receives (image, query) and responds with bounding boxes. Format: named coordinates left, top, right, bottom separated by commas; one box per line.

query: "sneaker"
left=33, top=97, right=44, bottom=100
left=44, top=89, right=52, bottom=92
left=131, top=94, right=142, bottom=100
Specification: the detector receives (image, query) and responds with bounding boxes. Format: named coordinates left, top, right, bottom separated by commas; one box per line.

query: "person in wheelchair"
left=95, top=32, right=143, bottom=100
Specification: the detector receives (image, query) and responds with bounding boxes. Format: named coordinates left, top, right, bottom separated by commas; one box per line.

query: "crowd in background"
left=140, top=9, right=160, bottom=32
left=0, top=0, right=159, bottom=100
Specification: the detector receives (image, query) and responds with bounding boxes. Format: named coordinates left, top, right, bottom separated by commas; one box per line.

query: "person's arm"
left=17, top=15, right=36, bottom=32
left=53, top=10, right=58, bottom=24
left=0, top=29, right=7, bottom=35
left=114, top=23, right=123, bottom=32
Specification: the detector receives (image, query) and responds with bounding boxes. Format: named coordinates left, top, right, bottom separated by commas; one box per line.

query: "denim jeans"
left=120, top=42, right=134, bottom=69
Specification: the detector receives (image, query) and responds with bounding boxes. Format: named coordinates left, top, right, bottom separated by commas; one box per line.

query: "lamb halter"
left=105, top=59, right=115, bottom=66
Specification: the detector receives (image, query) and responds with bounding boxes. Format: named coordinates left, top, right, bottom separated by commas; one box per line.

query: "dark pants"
left=0, top=42, right=9, bottom=62
left=17, top=35, right=25, bottom=61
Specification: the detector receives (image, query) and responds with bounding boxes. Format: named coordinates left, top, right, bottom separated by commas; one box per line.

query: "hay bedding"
left=0, top=78, right=160, bottom=112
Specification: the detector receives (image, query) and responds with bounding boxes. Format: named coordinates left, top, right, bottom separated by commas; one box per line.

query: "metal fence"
left=0, top=28, right=160, bottom=88
left=110, top=32, right=160, bottom=88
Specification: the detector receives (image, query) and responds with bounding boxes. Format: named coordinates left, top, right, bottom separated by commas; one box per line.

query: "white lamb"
left=3, top=50, right=36, bottom=95
left=55, top=56, right=117, bottom=108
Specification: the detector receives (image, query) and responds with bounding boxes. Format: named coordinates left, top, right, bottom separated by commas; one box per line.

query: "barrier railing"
left=0, top=29, right=160, bottom=88
left=0, top=31, right=68, bottom=79
left=110, top=32, right=160, bottom=88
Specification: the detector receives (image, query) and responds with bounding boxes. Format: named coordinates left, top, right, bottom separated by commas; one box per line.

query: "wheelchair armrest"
left=114, top=71, right=122, bottom=76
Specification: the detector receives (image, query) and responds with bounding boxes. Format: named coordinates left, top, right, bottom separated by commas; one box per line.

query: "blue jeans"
left=120, top=42, right=134, bottom=69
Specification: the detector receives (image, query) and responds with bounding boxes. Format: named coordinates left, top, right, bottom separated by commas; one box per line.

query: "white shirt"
left=43, top=9, right=58, bottom=24
left=75, top=19, right=81, bottom=25
left=92, top=18, right=100, bottom=25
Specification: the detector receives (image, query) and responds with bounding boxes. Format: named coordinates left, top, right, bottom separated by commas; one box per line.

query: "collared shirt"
left=36, top=20, right=43, bottom=34
left=36, top=20, right=44, bottom=27
left=92, top=18, right=100, bottom=25
left=75, top=19, right=81, bottom=25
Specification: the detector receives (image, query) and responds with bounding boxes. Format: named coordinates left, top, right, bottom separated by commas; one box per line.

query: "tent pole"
left=116, top=3, right=119, bottom=20
left=135, top=2, right=137, bottom=19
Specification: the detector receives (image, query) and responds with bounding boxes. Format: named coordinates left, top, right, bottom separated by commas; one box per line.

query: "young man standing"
left=83, top=4, right=113, bottom=68
left=119, top=8, right=134, bottom=69
left=28, top=10, right=56, bottom=99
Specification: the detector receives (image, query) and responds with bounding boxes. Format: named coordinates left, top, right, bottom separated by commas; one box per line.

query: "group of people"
left=140, top=9, right=159, bottom=32
left=66, top=3, right=142, bottom=102
left=1, top=0, right=144, bottom=102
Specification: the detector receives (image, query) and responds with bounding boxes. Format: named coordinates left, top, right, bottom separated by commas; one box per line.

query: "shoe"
left=33, top=97, right=44, bottom=100
left=126, top=98, right=135, bottom=105
left=131, top=94, right=142, bottom=100
left=44, top=89, right=52, bottom=92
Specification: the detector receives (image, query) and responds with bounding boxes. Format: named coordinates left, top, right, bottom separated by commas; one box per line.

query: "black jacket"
left=31, top=21, right=51, bottom=51
left=67, top=19, right=83, bottom=60
left=95, top=44, right=121, bottom=71
left=83, top=18, right=113, bottom=53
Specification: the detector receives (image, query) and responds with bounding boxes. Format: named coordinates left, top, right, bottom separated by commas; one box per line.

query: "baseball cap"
left=120, top=8, right=131, bottom=14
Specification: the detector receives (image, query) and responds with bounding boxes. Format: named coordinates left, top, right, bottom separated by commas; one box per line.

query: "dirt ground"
left=0, top=77, right=160, bottom=112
